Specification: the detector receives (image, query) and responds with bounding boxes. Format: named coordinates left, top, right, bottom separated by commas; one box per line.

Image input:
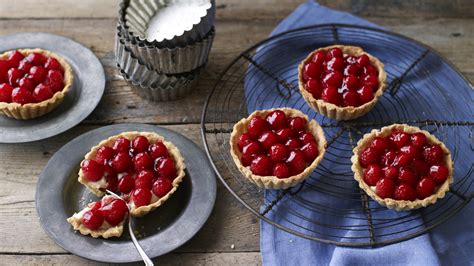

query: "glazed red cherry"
left=155, top=157, right=176, bottom=179
left=301, top=141, right=319, bottom=162
left=90, top=200, right=102, bottom=210
left=285, top=138, right=302, bottom=151
left=48, top=80, right=64, bottom=93
left=399, top=145, right=419, bottom=160
left=322, top=72, right=343, bottom=87
left=357, top=85, right=373, bottom=104
left=327, top=47, right=343, bottom=58
left=44, top=57, right=63, bottom=73
left=81, top=159, right=104, bottom=182
left=375, top=178, right=395, bottom=199
left=397, top=168, right=417, bottom=186
left=394, top=184, right=417, bottom=201
left=412, top=158, right=429, bottom=176
left=82, top=209, right=104, bottom=230
left=363, top=164, right=383, bottom=186
left=95, top=146, right=114, bottom=164
left=411, top=132, right=427, bottom=147
left=321, top=86, right=340, bottom=105
left=242, top=141, right=262, bottom=156
left=390, top=131, right=410, bottom=148
left=286, top=151, right=307, bottom=175
left=342, top=90, right=359, bottom=107
left=12, top=87, right=34, bottom=104
left=276, top=128, right=294, bottom=142
left=152, top=178, right=173, bottom=198
left=363, top=64, right=378, bottom=76
left=8, top=68, right=25, bottom=87
left=326, top=57, right=344, bottom=72
left=416, top=177, right=436, bottom=199
left=344, top=64, right=361, bottom=76
left=289, top=116, right=307, bottom=132
left=312, top=51, right=326, bottom=65
left=148, top=142, right=169, bottom=159
left=269, top=144, right=288, bottom=162
left=240, top=153, right=254, bottom=167
left=0, top=60, right=10, bottom=83
left=132, top=188, right=152, bottom=207
left=18, top=77, right=35, bottom=92
left=362, top=75, right=379, bottom=90
left=306, top=79, right=322, bottom=99
left=345, top=55, right=357, bottom=64
left=100, top=199, right=128, bottom=226
left=113, top=137, right=131, bottom=153
left=300, top=131, right=316, bottom=144
left=422, top=144, right=444, bottom=164
left=343, top=75, right=359, bottom=90
left=0, top=83, right=13, bottom=102
left=131, top=136, right=150, bottom=154
left=111, top=152, right=131, bottom=172
left=133, top=152, right=153, bottom=171
left=383, top=166, right=398, bottom=179
left=265, top=110, right=287, bottom=130
left=247, top=116, right=268, bottom=137
left=303, top=62, right=322, bottom=80
left=18, top=60, right=32, bottom=73
left=250, top=155, right=273, bottom=176
left=135, top=170, right=154, bottom=190
left=357, top=54, right=370, bottom=67
left=429, top=164, right=449, bottom=185
left=32, top=84, right=53, bottom=102
left=258, top=131, right=279, bottom=150
left=381, top=150, right=397, bottom=166
left=8, top=50, right=25, bottom=68
left=393, top=153, right=411, bottom=167
left=26, top=52, right=47, bottom=66
left=370, top=137, right=388, bottom=153
left=237, top=133, right=253, bottom=151
left=273, top=163, right=291, bottom=179
left=104, top=167, right=118, bottom=192
left=45, top=69, right=63, bottom=84
left=359, top=147, right=379, bottom=168
left=118, top=174, right=135, bottom=194
left=29, top=66, right=47, bottom=84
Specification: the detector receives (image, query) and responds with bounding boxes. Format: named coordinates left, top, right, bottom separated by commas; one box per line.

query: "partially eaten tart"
left=298, top=45, right=386, bottom=121
left=0, top=49, right=73, bottom=120
left=69, top=131, right=186, bottom=238
left=351, top=124, right=453, bottom=211
left=230, top=108, right=327, bottom=189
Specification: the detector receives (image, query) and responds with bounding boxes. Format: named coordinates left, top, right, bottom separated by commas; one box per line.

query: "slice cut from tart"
left=351, top=124, right=453, bottom=211
left=0, top=49, right=73, bottom=120
left=78, top=131, right=186, bottom=217
left=230, top=108, right=327, bottom=189
left=298, top=45, right=386, bottom=121
left=67, top=195, right=128, bottom=238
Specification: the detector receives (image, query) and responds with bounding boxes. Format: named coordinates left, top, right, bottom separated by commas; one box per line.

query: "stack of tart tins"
left=116, top=0, right=215, bottom=101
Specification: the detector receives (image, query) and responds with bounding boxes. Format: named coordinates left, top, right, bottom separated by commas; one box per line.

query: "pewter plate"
left=0, top=32, right=105, bottom=143
left=36, top=124, right=217, bottom=263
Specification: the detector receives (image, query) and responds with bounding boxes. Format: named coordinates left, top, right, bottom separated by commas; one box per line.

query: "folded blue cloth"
left=242, top=1, right=473, bottom=265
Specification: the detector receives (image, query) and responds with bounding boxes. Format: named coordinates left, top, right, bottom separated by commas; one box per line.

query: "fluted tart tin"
left=118, top=66, right=200, bottom=102
left=119, top=0, right=215, bottom=48
left=116, top=25, right=214, bottom=74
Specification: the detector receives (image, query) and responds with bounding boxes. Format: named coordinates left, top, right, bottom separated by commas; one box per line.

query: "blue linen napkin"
left=242, top=1, right=474, bottom=265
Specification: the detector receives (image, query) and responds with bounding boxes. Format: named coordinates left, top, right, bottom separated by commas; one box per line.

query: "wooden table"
left=0, top=0, right=472, bottom=264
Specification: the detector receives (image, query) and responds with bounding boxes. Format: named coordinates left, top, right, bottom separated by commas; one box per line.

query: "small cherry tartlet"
left=351, top=124, right=453, bottom=211
left=230, top=108, right=327, bottom=189
left=298, top=45, right=386, bottom=121
left=0, top=49, right=73, bottom=120
left=67, top=195, right=128, bottom=238
left=77, top=131, right=185, bottom=218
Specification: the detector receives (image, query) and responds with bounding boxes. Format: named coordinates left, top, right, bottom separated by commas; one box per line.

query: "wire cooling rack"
left=200, top=24, right=473, bottom=247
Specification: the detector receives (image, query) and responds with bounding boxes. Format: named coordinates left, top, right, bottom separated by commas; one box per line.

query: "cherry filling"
left=81, top=197, right=129, bottom=230
left=0, top=50, right=65, bottom=105
left=359, top=129, right=449, bottom=201
left=80, top=135, right=178, bottom=208
left=302, top=47, right=379, bottom=107
left=238, top=110, right=320, bottom=179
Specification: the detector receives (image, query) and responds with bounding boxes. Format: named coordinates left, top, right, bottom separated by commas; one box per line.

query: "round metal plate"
left=0, top=32, right=105, bottom=143
left=36, top=124, right=217, bottom=263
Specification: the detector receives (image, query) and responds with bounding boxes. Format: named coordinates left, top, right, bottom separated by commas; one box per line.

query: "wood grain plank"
left=0, top=125, right=259, bottom=254
left=0, top=252, right=262, bottom=265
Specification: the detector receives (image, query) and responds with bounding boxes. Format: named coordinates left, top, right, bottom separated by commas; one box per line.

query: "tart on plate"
left=0, top=49, right=73, bottom=120
left=230, top=108, right=327, bottom=189
left=77, top=131, right=186, bottom=218
left=298, top=45, right=387, bottom=121
left=351, top=124, right=453, bottom=211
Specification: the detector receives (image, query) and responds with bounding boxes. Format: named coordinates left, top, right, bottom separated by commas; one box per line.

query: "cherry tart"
left=78, top=131, right=186, bottom=217
left=351, top=124, right=453, bottom=211
left=0, top=49, right=73, bottom=120
left=67, top=196, right=128, bottom=238
left=230, top=108, right=327, bottom=189
left=298, top=45, right=386, bottom=121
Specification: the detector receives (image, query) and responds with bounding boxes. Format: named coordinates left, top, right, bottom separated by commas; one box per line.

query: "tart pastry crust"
left=230, top=108, right=327, bottom=189
left=0, top=48, right=73, bottom=120
left=351, top=124, right=453, bottom=211
left=78, top=131, right=186, bottom=217
left=298, top=45, right=387, bottom=121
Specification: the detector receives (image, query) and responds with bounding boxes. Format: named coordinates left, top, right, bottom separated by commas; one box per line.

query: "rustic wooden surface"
left=0, top=0, right=472, bottom=265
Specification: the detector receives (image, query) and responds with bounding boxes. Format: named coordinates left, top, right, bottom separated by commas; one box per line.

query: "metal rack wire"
left=200, top=24, right=473, bottom=247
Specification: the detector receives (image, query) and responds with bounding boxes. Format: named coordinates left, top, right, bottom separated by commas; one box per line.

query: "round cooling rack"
left=200, top=24, right=473, bottom=247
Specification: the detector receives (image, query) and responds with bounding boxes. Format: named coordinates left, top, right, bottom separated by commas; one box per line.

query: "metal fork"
left=106, top=190, right=154, bottom=266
